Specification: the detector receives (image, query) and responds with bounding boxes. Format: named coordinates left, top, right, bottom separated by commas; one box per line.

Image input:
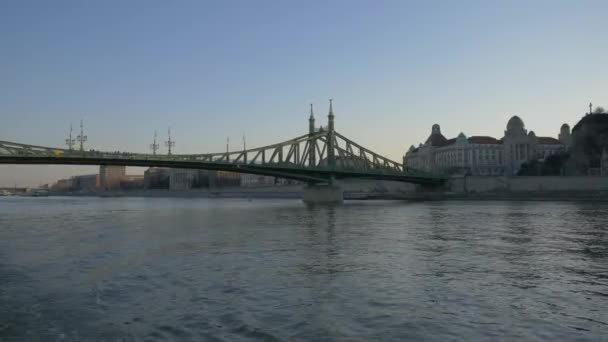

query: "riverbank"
left=45, top=176, right=608, bottom=201
left=48, top=189, right=608, bottom=202
left=432, top=191, right=608, bottom=202
left=51, top=186, right=304, bottom=199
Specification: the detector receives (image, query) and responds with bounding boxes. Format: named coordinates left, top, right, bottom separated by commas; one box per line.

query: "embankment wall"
left=448, top=176, right=608, bottom=194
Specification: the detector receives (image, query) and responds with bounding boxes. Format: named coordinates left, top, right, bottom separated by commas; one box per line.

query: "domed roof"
left=425, top=133, right=448, bottom=147
left=424, top=123, right=447, bottom=146
left=507, top=115, right=525, bottom=130
left=528, top=130, right=536, bottom=137
left=561, top=123, right=570, bottom=129
left=431, top=124, right=441, bottom=135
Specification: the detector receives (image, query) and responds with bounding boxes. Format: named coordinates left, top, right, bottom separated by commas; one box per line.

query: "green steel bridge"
left=0, top=104, right=445, bottom=186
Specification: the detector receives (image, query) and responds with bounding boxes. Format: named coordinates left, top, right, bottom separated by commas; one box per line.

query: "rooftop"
left=425, top=133, right=448, bottom=147
left=537, top=137, right=561, bottom=145
left=468, top=136, right=501, bottom=145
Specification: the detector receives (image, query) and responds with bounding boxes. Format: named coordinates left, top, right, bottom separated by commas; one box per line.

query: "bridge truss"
left=0, top=114, right=445, bottom=185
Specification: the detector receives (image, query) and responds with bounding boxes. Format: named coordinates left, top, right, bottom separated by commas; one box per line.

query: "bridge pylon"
left=303, top=183, right=344, bottom=205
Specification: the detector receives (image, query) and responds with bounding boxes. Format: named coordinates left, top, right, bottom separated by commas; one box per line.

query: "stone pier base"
left=302, top=184, right=344, bottom=204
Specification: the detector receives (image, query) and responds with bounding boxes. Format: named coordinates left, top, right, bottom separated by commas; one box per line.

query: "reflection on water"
left=0, top=197, right=607, bottom=341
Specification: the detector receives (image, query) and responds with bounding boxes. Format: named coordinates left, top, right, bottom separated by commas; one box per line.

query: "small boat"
left=32, top=190, right=49, bottom=197
left=33, top=190, right=49, bottom=197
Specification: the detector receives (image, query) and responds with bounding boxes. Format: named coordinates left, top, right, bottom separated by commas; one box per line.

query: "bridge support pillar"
left=302, top=184, right=343, bottom=204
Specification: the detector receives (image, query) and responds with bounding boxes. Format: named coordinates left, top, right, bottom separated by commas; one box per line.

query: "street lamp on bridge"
left=65, top=124, right=75, bottom=151
left=77, top=120, right=87, bottom=152
left=150, top=130, right=159, bottom=155
left=165, top=127, right=175, bottom=156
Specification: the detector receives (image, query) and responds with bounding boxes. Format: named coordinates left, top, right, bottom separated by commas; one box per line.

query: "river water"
left=0, top=197, right=606, bottom=341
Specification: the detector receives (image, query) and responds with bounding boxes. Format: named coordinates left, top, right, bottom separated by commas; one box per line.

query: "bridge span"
left=0, top=103, right=445, bottom=202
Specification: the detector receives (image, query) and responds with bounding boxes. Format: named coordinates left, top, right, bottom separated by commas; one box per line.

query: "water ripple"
left=0, top=198, right=607, bottom=340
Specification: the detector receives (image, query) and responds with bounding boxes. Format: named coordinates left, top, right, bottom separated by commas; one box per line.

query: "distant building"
left=147, top=168, right=302, bottom=190
left=50, top=178, right=72, bottom=192
left=567, top=112, right=608, bottom=175
left=210, top=171, right=241, bottom=187
left=502, top=116, right=565, bottom=175
left=100, top=165, right=126, bottom=190
left=168, top=169, right=241, bottom=190
left=240, top=174, right=300, bottom=187
left=404, top=116, right=569, bottom=176
left=71, top=174, right=99, bottom=192
left=169, top=169, right=200, bottom=190
left=120, top=175, right=144, bottom=190
left=241, top=174, right=276, bottom=187
left=144, top=167, right=170, bottom=189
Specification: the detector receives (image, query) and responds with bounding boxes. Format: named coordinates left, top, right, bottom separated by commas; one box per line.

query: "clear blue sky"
left=1, top=0, right=607, bottom=186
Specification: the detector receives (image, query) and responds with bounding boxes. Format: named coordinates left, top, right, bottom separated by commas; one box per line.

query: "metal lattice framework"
left=0, top=112, right=445, bottom=185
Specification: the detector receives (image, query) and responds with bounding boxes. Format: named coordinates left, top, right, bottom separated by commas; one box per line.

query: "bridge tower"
left=302, top=99, right=343, bottom=204
left=308, top=104, right=316, bottom=167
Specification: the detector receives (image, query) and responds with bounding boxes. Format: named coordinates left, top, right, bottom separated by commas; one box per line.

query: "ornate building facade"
left=404, top=116, right=572, bottom=176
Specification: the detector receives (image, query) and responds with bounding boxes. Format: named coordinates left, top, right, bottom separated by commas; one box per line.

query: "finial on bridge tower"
left=309, top=103, right=315, bottom=134
left=590, top=102, right=593, bottom=115
left=328, top=99, right=335, bottom=132
left=326, top=99, right=336, bottom=172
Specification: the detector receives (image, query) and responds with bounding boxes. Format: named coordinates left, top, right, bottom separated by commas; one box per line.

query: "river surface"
left=0, top=197, right=607, bottom=341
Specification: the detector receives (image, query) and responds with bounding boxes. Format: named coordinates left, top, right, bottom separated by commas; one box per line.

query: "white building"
left=404, top=116, right=571, bottom=176
left=169, top=169, right=199, bottom=190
